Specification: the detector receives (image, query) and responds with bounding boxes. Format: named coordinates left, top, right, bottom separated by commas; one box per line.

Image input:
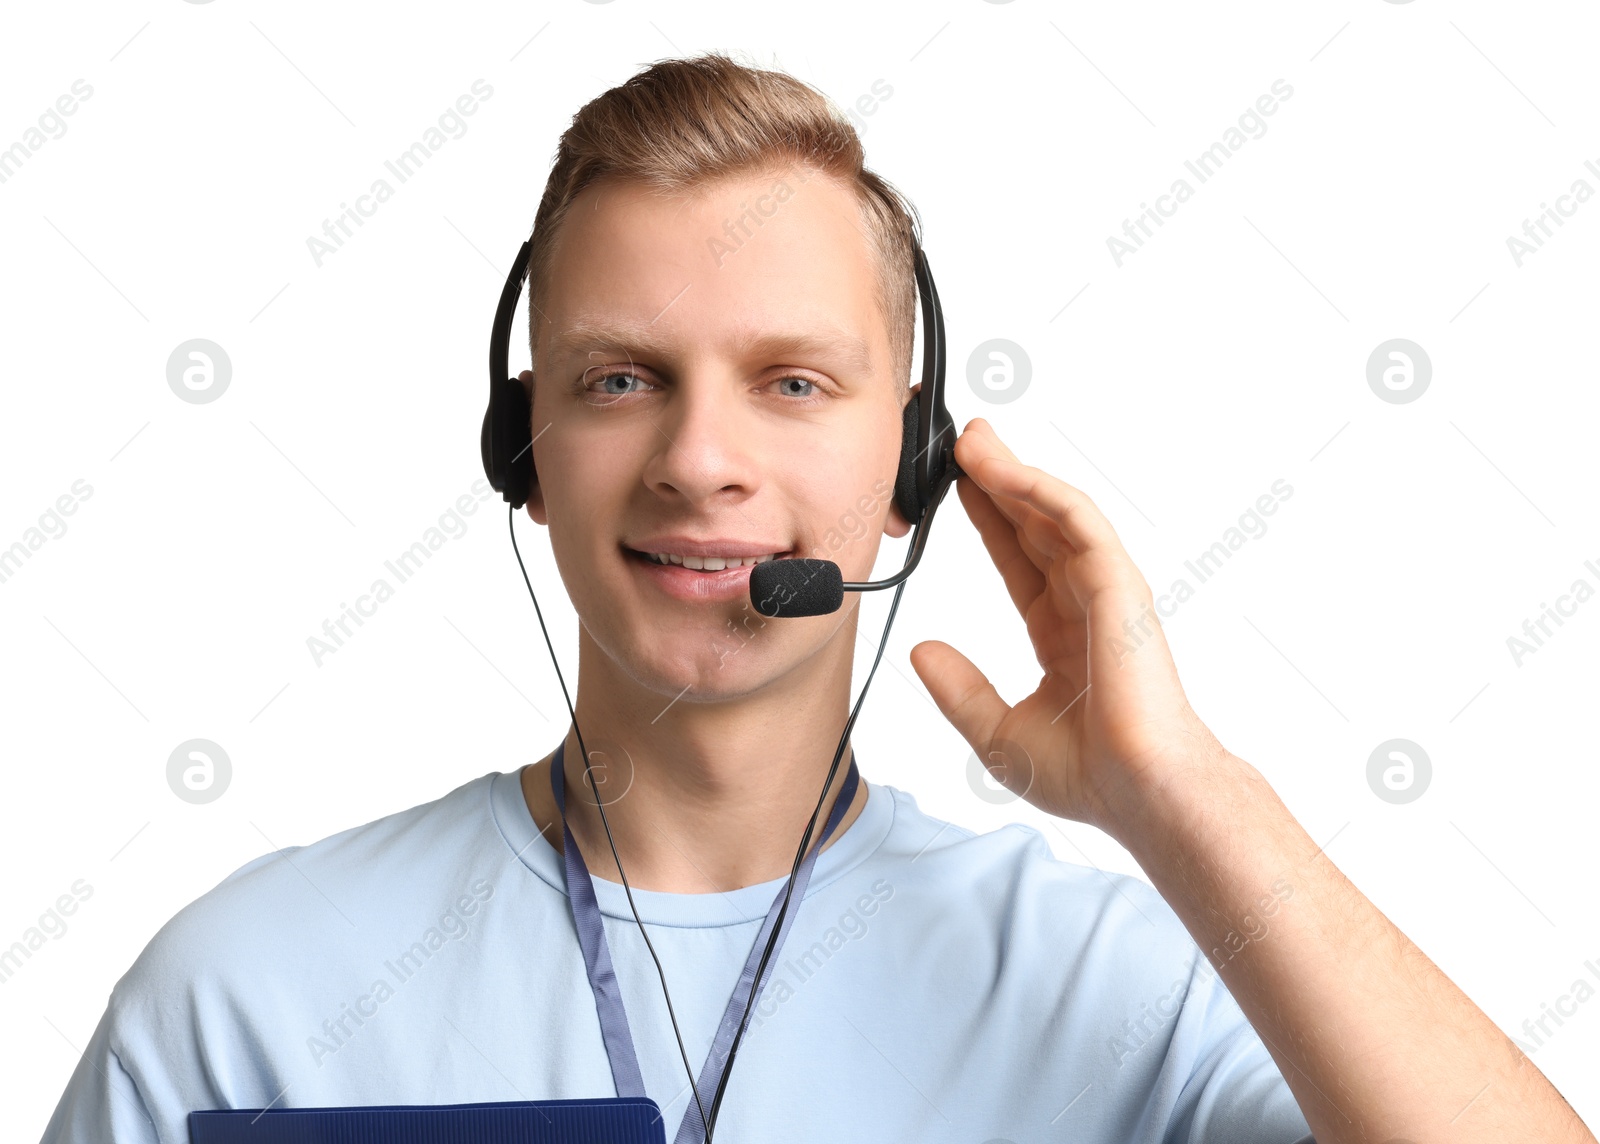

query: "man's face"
left=523, top=164, right=913, bottom=703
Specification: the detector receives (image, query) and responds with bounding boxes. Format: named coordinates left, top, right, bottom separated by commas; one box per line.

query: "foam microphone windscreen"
left=749, top=558, right=844, bottom=618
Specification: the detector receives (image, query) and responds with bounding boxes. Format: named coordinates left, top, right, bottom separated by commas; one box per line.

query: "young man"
left=41, top=52, right=1593, bottom=1144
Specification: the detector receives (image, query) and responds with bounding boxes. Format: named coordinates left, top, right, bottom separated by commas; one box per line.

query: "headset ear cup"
left=482, top=376, right=535, bottom=508
left=515, top=378, right=537, bottom=496
left=894, top=393, right=923, bottom=527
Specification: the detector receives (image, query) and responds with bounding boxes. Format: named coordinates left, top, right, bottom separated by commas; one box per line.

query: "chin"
left=629, top=618, right=812, bottom=704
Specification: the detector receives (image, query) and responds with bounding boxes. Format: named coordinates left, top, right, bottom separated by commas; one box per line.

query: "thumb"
left=909, top=640, right=1011, bottom=757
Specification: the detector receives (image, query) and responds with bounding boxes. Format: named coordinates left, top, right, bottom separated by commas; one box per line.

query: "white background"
left=3, top=0, right=1598, bottom=1136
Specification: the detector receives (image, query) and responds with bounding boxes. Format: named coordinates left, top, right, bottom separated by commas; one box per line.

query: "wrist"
left=1095, top=737, right=1265, bottom=853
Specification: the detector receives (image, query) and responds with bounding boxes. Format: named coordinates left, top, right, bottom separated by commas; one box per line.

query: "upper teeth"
left=647, top=553, right=780, bottom=570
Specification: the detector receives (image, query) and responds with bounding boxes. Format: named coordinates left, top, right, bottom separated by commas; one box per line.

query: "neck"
left=520, top=619, right=869, bottom=893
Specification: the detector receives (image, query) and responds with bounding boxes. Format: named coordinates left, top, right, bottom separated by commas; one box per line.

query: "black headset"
left=480, top=237, right=959, bottom=531
left=477, top=229, right=961, bottom=1141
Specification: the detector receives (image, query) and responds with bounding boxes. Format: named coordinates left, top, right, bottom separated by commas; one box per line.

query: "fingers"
left=954, top=418, right=1138, bottom=610
left=963, top=417, right=1019, bottom=463
left=908, top=640, right=1010, bottom=760
left=956, top=420, right=1025, bottom=518
left=956, top=475, right=1047, bottom=618
left=955, top=421, right=1066, bottom=566
left=970, top=454, right=1126, bottom=564
left=957, top=422, right=1054, bottom=532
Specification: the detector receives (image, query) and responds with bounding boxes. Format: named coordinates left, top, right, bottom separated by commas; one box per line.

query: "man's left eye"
left=776, top=377, right=817, bottom=398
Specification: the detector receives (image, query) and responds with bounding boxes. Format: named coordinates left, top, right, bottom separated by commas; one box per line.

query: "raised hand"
left=909, top=418, right=1226, bottom=834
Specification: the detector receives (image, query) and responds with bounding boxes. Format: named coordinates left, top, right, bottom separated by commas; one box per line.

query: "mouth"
left=620, top=540, right=800, bottom=608
left=623, top=548, right=790, bottom=571
left=624, top=547, right=800, bottom=608
left=620, top=547, right=790, bottom=572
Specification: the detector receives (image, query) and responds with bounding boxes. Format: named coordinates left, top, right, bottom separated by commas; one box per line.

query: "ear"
left=518, top=369, right=548, bottom=526
left=524, top=488, right=547, bottom=526
left=883, top=382, right=920, bottom=540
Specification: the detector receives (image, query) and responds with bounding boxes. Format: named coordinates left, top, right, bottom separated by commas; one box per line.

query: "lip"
left=620, top=541, right=792, bottom=605
left=625, top=536, right=791, bottom=559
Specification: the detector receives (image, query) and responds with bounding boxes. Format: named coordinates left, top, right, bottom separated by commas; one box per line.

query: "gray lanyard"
left=549, top=738, right=861, bottom=1143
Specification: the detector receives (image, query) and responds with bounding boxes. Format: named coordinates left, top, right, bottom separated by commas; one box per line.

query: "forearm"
left=1106, top=747, right=1596, bottom=1144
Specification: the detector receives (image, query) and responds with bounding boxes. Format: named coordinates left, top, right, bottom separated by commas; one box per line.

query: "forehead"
left=540, top=167, right=888, bottom=374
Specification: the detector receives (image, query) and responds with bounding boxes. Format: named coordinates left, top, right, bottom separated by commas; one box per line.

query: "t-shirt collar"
left=487, top=764, right=894, bottom=927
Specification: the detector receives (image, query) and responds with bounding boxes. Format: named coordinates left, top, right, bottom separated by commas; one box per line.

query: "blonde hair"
left=527, top=51, right=921, bottom=396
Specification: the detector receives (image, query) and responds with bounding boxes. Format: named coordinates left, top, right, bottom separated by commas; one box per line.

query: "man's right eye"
left=584, top=369, right=654, bottom=403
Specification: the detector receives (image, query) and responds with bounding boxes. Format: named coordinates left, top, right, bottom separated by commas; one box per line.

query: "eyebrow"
left=547, top=318, right=874, bottom=377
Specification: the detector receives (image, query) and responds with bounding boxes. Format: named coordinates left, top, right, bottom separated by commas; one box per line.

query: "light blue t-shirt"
left=40, top=767, right=1314, bottom=1143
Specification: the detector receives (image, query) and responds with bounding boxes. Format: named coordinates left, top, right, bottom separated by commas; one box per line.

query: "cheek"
left=806, top=463, right=892, bottom=571
left=539, top=448, right=629, bottom=579
left=541, top=421, right=629, bottom=512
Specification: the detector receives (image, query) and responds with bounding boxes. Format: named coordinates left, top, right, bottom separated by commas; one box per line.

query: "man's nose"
left=640, top=380, right=763, bottom=509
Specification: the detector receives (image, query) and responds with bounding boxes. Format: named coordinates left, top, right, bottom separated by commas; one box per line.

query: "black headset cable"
left=506, top=503, right=712, bottom=1140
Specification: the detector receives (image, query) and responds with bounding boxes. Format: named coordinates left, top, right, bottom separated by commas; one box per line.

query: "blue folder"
left=188, top=1097, right=667, bottom=1143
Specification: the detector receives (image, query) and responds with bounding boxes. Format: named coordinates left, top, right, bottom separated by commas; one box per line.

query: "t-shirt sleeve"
left=38, top=1001, right=161, bottom=1144
left=37, top=849, right=293, bottom=1144
left=1158, top=943, right=1315, bottom=1144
